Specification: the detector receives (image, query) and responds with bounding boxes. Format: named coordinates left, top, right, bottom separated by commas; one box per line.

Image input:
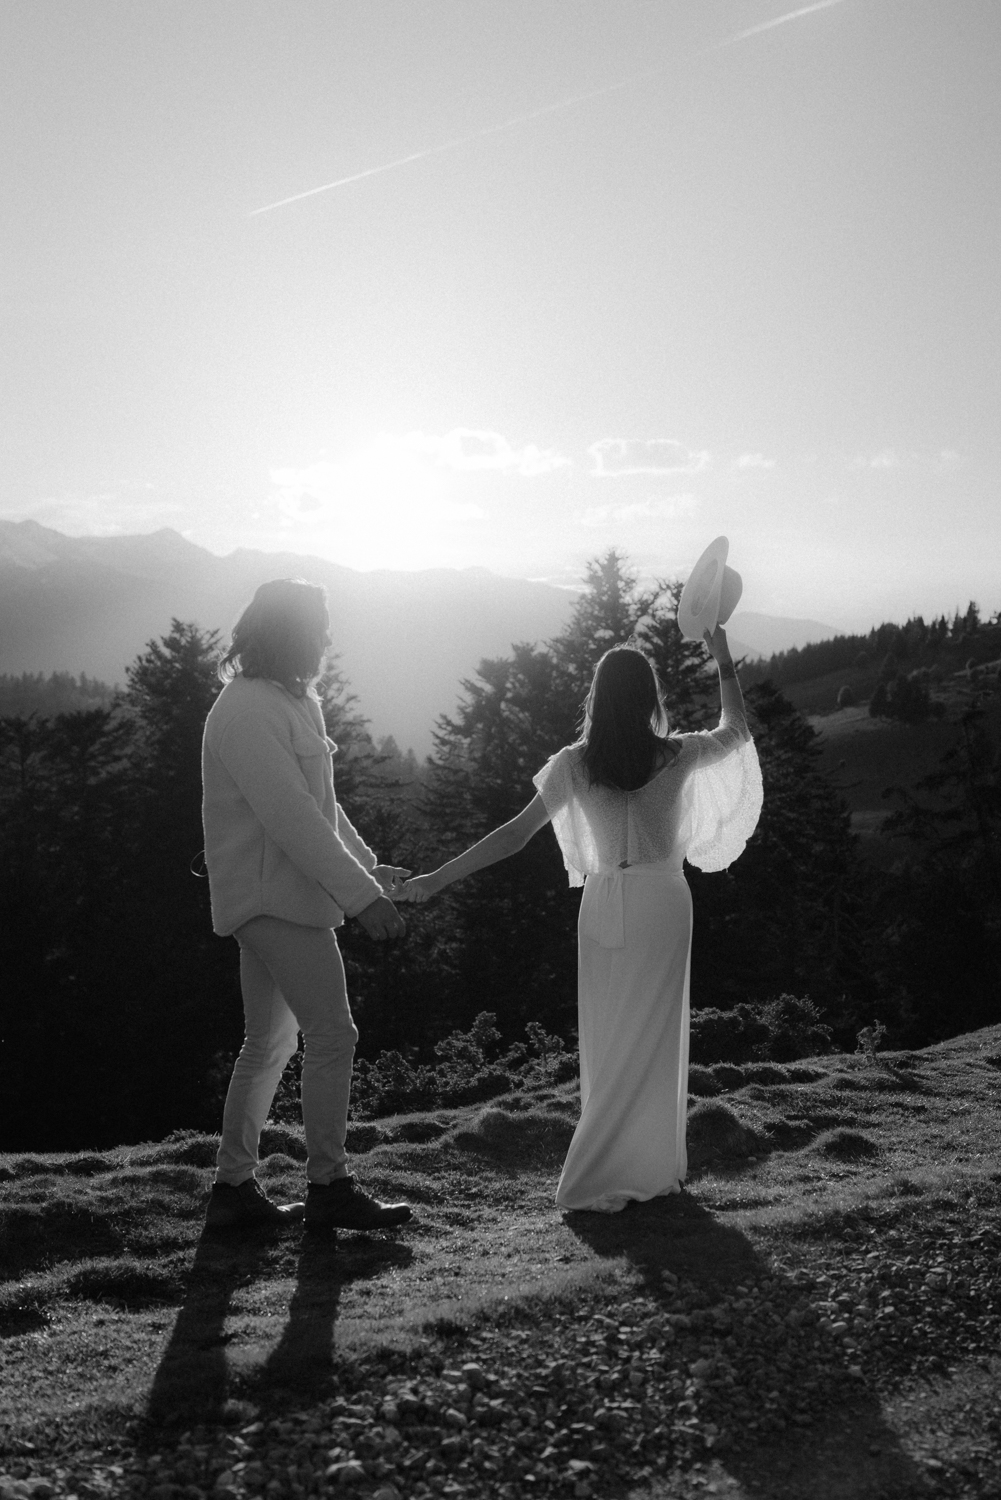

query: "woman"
left=201, top=577, right=413, bottom=1232
left=401, top=625, right=762, bottom=1212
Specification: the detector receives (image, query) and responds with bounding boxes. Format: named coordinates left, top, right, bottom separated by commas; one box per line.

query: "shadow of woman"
left=564, top=1188, right=762, bottom=1294
left=563, top=1191, right=931, bottom=1498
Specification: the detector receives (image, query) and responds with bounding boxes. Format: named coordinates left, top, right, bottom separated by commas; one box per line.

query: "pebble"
left=324, top=1460, right=366, bottom=1485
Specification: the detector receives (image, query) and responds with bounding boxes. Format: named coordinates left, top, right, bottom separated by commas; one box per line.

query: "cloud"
left=850, top=448, right=906, bottom=471
left=848, top=448, right=964, bottom=472
left=734, top=452, right=776, bottom=471
left=580, top=494, right=698, bottom=528
left=410, top=428, right=570, bottom=476
left=588, top=438, right=710, bottom=477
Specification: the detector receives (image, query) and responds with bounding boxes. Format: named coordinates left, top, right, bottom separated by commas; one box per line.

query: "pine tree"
left=111, top=622, right=239, bottom=1141
left=0, top=707, right=139, bottom=1145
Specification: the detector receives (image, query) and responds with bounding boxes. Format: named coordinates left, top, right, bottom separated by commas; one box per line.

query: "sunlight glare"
left=270, top=436, right=486, bottom=571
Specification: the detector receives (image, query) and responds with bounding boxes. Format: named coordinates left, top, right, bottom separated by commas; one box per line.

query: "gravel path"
left=4, top=1193, right=998, bottom=1500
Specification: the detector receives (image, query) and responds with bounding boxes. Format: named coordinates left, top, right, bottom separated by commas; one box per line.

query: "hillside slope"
left=2, top=1026, right=1000, bottom=1499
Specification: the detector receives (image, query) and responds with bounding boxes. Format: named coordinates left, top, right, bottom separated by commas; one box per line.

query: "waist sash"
left=580, top=861, right=684, bottom=948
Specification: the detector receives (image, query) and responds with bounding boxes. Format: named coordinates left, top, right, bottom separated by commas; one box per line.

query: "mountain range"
left=0, top=521, right=834, bottom=754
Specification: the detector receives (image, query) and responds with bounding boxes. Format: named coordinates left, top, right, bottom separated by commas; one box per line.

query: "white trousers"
left=215, top=916, right=358, bottom=1187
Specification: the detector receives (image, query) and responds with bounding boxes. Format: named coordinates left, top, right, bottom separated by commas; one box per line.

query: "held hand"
left=703, top=624, right=732, bottom=665
left=373, top=864, right=412, bottom=896
left=398, top=873, right=439, bottom=906
left=355, top=894, right=406, bottom=942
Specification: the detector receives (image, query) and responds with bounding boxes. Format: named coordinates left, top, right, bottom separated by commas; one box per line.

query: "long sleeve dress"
left=532, top=707, right=763, bottom=1212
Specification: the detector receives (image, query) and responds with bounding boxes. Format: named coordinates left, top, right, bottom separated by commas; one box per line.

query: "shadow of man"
left=563, top=1190, right=930, bottom=1498
left=145, top=1226, right=277, bottom=1433
left=259, top=1231, right=413, bottom=1402
left=145, top=1226, right=414, bottom=1435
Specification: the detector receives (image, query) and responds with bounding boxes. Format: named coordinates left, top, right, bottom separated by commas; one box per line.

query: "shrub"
left=525, top=1021, right=568, bottom=1079
left=689, top=1004, right=771, bottom=1065
left=273, top=1011, right=578, bottom=1120
left=757, top=994, right=833, bottom=1062
left=350, top=1048, right=439, bottom=1117
left=855, top=1019, right=887, bottom=1065
left=690, top=996, right=832, bottom=1066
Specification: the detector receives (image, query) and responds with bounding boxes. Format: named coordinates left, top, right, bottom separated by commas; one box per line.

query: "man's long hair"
left=579, top=645, right=669, bottom=791
left=219, top=578, right=329, bottom=697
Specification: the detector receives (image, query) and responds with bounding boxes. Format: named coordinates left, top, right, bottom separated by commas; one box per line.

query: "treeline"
left=0, top=671, right=117, bottom=718
left=1, top=555, right=999, bottom=1151
left=742, top=603, right=1001, bottom=691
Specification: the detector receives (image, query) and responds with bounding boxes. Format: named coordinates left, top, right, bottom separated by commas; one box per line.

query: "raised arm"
left=401, top=794, right=552, bottom=903
left=703, top=624, right=746, bottom=727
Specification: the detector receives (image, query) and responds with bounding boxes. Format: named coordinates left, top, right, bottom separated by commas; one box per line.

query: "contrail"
left=250, top=0, right=847, bottom=217
left=712, top=0, right=847, bottom=49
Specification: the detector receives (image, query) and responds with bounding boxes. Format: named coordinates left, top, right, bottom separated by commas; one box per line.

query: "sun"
left=270, top=436, right=485, bottom=571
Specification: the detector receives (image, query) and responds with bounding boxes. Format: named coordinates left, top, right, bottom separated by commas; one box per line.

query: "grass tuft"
left=815, top=1128, right=882, bottom=1160
left=687, top=1064, right=721, bottom=1097
left=258, top=1125, right=308, bottom=1161
left=130, top=1134, right=219, bottom=1169
left=450, top=1104, right=575, bottom=1164
left=63, top=1256, right=184, bottom=1307
left=384, top=1118, right=451, bottom=1144
left=688, top=1100, right=766, bottom=1165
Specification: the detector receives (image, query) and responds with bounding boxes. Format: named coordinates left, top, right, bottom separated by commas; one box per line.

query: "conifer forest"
left=2, top=554, right=999, bottom=1150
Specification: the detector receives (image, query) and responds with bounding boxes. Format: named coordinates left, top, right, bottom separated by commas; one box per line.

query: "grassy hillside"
left=808, top=706, right=961, bottom=840
left=798, top=672, right=1000, bottom=859
left=3, top=1027, right=1001, bottom=1499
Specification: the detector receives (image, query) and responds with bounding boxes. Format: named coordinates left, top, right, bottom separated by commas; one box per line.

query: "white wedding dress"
left=533, top=708, right=762, bottom=1212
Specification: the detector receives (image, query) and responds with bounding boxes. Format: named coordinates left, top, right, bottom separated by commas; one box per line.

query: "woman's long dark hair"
left=219, top=578, right=329, bottom=697
left=579, top=645, right=669, bottom=791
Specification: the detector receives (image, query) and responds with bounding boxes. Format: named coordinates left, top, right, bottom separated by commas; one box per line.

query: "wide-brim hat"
left=677, top=535, right=743, bottom=642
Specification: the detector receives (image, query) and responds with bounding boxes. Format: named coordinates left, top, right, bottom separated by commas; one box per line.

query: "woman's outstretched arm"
left=401, top=794, right=551, bottom=903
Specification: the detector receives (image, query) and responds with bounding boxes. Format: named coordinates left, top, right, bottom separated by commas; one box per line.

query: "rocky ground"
left=2, top=1028, right=1000, bottom=1500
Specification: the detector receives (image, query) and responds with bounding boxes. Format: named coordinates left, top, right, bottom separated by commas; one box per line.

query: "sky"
left=1, top=0, right=999, bottom=633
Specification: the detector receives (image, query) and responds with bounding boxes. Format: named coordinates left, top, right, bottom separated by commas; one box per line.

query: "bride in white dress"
left=401, top=626, right=762, bottom=1213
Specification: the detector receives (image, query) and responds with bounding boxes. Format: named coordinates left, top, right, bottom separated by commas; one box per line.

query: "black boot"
left=205, top=1179, right=304, bottom=1230
left=305, top=1175, right=412, bottom=1231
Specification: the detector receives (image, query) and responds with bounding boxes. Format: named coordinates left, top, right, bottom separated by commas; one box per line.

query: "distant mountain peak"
left=727, top=610, right=838, bottom=658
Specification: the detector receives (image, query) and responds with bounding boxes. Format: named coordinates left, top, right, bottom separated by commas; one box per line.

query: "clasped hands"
left=354, top=863, right=438, bottom=942
left=373, top=864, right=437, bottom=905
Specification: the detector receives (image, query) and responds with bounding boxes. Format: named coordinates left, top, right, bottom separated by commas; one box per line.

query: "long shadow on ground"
left=566, top=1193, right=931, bottom=1500
left=144, top=1227, right=412, bottom=1434
left=258, top=1231, right=412, bottom=1400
